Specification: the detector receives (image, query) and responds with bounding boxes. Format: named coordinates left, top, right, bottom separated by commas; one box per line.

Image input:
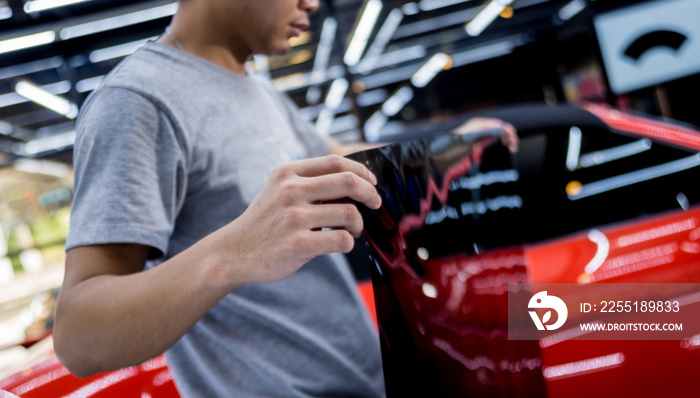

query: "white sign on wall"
left=594, top=0, right=700, bottom=94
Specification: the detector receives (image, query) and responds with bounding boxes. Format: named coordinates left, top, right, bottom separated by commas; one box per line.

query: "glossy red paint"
left=0, top=355, right=179, bottom=398
left=526, top=206, right=700, bottom=398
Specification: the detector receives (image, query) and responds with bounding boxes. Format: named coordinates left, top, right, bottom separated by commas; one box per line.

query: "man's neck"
left=159, top=6, right=250, bottom=75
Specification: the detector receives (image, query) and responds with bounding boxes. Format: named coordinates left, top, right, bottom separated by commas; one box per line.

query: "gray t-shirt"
left=66, top=42, right=385, bottom=397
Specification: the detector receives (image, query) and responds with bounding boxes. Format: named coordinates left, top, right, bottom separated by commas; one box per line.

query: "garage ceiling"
left=0, top=0, right=648, bottom=166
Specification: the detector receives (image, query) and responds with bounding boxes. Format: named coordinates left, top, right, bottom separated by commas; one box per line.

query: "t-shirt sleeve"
left=65, top=86, right=188, bottom=259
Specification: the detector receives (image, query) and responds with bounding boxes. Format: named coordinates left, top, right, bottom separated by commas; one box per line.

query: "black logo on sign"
left=623, top=30, right=688, bottom=61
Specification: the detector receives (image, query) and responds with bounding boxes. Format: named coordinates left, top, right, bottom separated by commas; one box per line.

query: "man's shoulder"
left=98, top=42, right=182, bottom=97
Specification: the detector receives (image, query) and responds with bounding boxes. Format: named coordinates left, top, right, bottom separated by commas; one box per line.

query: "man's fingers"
left=309, top=203, right=364, bottom=237
left=304, top=229, right=356, bottom=256
left=305, top=172, right=381, bottom=209
left=500, top=122, right=519, bottom=153
left=287, top=155, right=377, bottom=185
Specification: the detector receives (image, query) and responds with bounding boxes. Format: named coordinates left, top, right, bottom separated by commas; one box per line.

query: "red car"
left=2, top=102, right=700, bottom=397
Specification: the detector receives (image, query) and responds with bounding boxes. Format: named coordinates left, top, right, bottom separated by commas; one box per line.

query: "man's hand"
left=212, top=155, right=381, bottom=286
left=453, top=117, right=519, bottom=154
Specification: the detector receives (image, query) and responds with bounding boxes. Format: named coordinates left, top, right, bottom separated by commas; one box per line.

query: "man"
left=53, top=0, right=516, bottom=396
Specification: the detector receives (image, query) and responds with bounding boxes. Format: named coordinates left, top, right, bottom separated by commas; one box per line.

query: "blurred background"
left=0, top=0, right=697, bottom=378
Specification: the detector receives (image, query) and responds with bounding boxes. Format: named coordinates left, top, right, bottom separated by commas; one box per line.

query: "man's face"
left=223, top=0, right=320, bottom=56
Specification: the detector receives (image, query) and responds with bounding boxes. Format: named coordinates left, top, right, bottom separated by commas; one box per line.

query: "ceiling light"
left=89, top=37, right=154, bottom=63
left=344, top=0, right=383, bottom=66
left=357, top=8, right=404, bottom=73
left=402, top=3, right=420, bottom=15
left=15, top=81, right=78, bottom=119
left=558, top=0, right=586, bottom=21
left=354, top=44, right=426, bottom=74
left=451, top=38, right=516, bottom=67
left=0, top=6, right=12, bottom=20
left=60, top=3, right=177, bottom=40
left=0, top=31, right=55, bottom=55
left=0, top=57, right=63, bottom=80
left=419, top=0, right=473, bottom=12
left=381, top=86, right=413, bottom=116
left=566, top=126, right=582, bottom=171
left=18, top=130, right=76, bottom=156
left=76, top=75, right=105, bottom=93
left=324, top=78, right=349, bottom=110
left=465, top=0, right=514, bottom=37
left=24, top=0, right=90, bottom=13
left=411, top=53, right=450, bottom=87
left=0, top=81, right=69, bottom=108
left=364, top=111, right=388, bottom=142
left=307, top=17, right=338, bottom=104
left=394, top=8, right=479, bottom=39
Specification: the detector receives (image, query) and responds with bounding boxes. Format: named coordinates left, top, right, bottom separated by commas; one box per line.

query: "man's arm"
left=54, top=155, right=382, bottom=377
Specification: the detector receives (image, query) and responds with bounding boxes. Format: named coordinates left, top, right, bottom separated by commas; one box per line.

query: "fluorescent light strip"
left=411, top=52, right=449, bottom=87
left=307, top=17, right=337, bottom=104
left=579, top=139, right=652, bottom=169
left=344, top=0, right=383, bottom=66
left=0, top=81, right=70, bottom=108
left=465, top=0, right=513, bottom=37
left=382, top=86, right=413, bottom=116
left=364, top=111, right=388, bottom=142
left=15, top=81, right=78, bottom=119
left=89, top=37, right=154, bottom=63
left=310, top=17, right=337, bottom=84
left=451, top=39, right=515, bottom=67
left=569, top=154, right=700, bottom=201
left=76, top=75, right=105, bottom=93
left=324, top=78, right=349, bottom=110
left=24, top=0, right=89, bottom=13
left=356, top=89, right=388, bottom=107
left=315, top=108, right=334, bottom=136
left=360, top=62, right=423, bottom=90
left=298, top=98, right=353, bottom=121
left=0, top=6, right=12, bottom=20
left=402, top=2, right=420, bottom=15
left=566, top=126, right=582, bottom=171
left=60, top=3, right=177, bottom=40
left=329, top=114, right=359, bottom=136
left=395, top=8, right=478, bottom=39
left=333, top=114, right=358, bottom=132
left=358, top=8, right=404, bottom=72
left=0, top=120, right=12, bottom=135
left=0, top=31, right=55, bottom=55
left=0, top=57, right=63, bottom=80
left=353, top=45, right=426, bottom=74
left=419, top=0, right=472, bottom=11
left=558, top=0, right=586, bottom=21
left=19, top=130, right=76, bottom=155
